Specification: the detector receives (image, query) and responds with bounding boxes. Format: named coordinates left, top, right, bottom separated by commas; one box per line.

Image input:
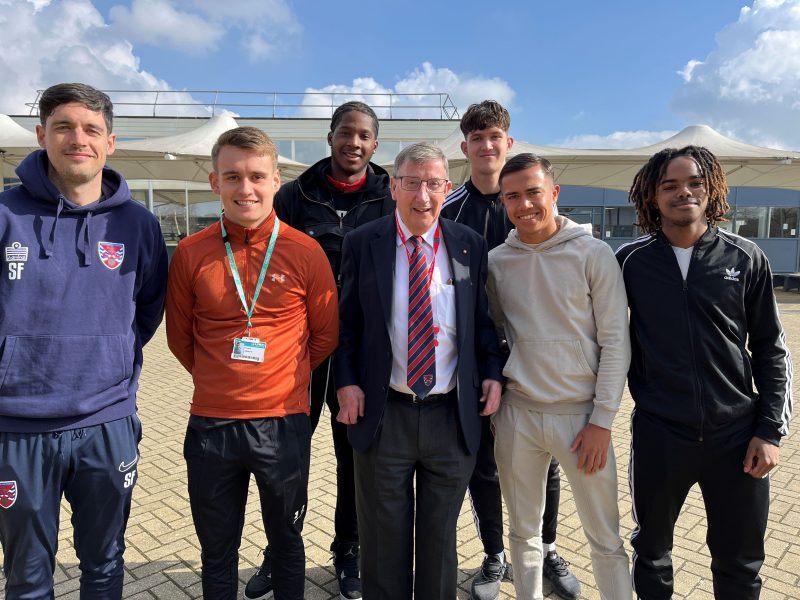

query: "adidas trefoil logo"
left=724, top=267, right=741, bottom=282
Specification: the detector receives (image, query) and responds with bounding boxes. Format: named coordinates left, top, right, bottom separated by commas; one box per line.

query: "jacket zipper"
left=681, top=245, right=705, bottom=440
left=301, top=190, right=388, bottom=226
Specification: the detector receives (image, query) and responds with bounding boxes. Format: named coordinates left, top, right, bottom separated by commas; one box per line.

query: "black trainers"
left=470, top=554, right=506, bottom=600
left=243, top=547, right=273, bottom=600
left=542, top=550, right=581, bottom=600
left=332, top=541, right=362, bottom=600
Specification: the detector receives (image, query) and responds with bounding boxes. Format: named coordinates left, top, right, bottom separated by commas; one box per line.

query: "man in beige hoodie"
left=487, top=153, right=632, bottom=600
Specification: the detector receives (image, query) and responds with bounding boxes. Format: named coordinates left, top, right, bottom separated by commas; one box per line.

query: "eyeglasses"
left=396, top=176, right=449, bottom=193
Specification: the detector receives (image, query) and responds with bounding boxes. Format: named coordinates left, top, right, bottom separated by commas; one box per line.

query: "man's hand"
left=570, top=423, right=611, bottom=475
left=743, top=436, right=780, bottom=479
left=479, top=379, right=503, bottom=416
left=336, top=385, right=365, bottom=425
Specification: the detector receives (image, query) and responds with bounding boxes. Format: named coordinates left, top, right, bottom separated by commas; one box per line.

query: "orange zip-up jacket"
left=166, top=212, right=338, bottom=418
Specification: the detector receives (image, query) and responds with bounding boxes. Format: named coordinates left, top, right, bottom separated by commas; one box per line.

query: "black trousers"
left=630, top=410, right=769, bottom=600
left=470, top=416, right=561, bottom=554
left=309, top=356, right=358, bottom=545
left=354, top=394, right=476, bottom=600
left=184, top=415, right=311, bottom=600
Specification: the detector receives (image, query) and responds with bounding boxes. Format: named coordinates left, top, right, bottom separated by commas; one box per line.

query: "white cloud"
left=0, top=0, right=207, bottom=117
left=298, top=62, right=515, bottom=121
left=671, top=0, right=800, bottom=150
left=109, top=0, right=223, bottom=54
left=108, top=0, right=301, bottom=61
left=678, top=59, right=703, bottom=83
left=243, top=33, right=275, bottom=62
left=556, top=130, right=677, bottom=149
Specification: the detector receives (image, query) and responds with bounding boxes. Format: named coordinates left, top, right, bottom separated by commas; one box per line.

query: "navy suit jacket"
left=333, top=214, right=505, bottom=454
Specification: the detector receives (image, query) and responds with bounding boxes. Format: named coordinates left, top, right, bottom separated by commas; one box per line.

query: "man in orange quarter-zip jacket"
left=166, top=126, right=338, bottom=600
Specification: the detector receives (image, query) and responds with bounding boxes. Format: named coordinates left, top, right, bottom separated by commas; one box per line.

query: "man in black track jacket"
left=616, top=145, right=793, bottom=600
left=244, top=101, right=393, bottom=600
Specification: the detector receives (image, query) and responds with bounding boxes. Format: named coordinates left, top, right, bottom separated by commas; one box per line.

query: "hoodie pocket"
left=504, top=339, right=595, bottom=401
left=0, top=334, right=132, bottom=418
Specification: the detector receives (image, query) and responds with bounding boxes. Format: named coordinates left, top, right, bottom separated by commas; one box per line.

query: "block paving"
left=2, top=292, right=799, bottom=599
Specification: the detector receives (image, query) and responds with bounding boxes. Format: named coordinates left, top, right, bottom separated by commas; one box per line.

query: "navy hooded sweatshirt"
left=0, top=150, right=168, bottom=433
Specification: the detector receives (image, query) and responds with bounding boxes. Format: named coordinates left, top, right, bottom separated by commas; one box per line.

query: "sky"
left=1, top=0, right=799, bottom=150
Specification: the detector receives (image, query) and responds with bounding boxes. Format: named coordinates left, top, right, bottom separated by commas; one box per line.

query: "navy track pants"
left=0, top=414, right=142, bottom=600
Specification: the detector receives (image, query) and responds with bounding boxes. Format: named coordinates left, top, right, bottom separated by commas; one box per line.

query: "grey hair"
left=394, top=142, right=449, bottom=175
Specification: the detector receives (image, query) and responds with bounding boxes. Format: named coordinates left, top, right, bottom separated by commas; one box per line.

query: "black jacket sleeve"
left=745, top=248, right=792, bottom=445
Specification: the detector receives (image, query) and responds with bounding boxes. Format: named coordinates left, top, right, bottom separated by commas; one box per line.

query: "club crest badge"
left=0, top=481, right=17, bottom=509
left=98, top=242, right=125, bottom=270
left=423, top=374, right=434, bottom=386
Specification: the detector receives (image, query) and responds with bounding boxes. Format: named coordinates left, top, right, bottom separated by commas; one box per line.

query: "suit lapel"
left=441, top=219, right=471, bottom=353
left=369, top=217, right=397, bottom=334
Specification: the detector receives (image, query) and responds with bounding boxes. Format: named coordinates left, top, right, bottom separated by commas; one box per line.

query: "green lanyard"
left=219, top=213, right=280, bottom=334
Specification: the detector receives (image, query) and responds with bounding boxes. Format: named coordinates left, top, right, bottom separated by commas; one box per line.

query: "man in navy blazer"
left=334, top=142, right=505, bottom=599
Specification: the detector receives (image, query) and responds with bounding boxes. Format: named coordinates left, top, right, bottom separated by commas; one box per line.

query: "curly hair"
left=460, top=100, right=510, bottom=136
left=628, top=145, right=729, bottom=234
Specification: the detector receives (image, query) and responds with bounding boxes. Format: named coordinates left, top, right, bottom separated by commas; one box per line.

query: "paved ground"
left=2, top=292, right=799, bottom=599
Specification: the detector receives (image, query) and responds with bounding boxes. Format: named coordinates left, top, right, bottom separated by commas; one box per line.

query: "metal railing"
left=28, top=90, right=460, bottom=120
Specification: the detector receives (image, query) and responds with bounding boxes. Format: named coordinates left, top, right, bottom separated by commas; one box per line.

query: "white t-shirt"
left=672, top=246, right=693, bottom=280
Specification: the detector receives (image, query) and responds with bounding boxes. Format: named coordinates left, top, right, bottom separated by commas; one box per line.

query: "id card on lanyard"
left=220, top=213, right=280, bottom=363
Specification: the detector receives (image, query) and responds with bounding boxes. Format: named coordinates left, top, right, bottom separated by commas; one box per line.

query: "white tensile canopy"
left=0, top=114, right=40, bottom=187
left=1, top=113, right=309, bottom=187
left=430, top=124, right=800, bottom=191
left=113, top=114, right=309, bottom=182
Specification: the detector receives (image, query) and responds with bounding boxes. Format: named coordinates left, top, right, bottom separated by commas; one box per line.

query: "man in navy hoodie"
left=0, top=83, right=168, bottom=599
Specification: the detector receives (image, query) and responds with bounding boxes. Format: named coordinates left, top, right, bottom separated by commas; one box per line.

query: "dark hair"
left=38, top=83, right=114, bottom=133
left=499, top=153, right=554, bottom=185
left=628, top=145, right=729, bottom=234
left=330, top=101, right=379, bottom=137
left=211, top=126, right=278, bottom=171
left=460, top=100, right=510, bottom=136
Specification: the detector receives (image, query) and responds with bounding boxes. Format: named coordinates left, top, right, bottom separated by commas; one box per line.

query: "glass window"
left=275, top=139, right=293, bottom=160
left=604, top=206, right=640, bottom=238
left=768, top=207, right=798, bottom=238
left=189, top=191, right=220, bottom=235
left=2, top=177, right=21, bottom=190
left=558, top=206, right=602, bottom=239
left=293, top=140, right=327, bottom=164
left=733, top=206, right=768, bottom=238
left=373, top=140, right=402, bottom=166
left=153, top=189, right=187, bottom=244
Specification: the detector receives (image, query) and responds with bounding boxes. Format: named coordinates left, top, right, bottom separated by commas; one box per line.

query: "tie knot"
left=410, top=236, right=422, bottom=250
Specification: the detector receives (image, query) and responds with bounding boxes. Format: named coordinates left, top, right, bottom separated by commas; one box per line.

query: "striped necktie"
left=407, top=235, right=436, bottom=398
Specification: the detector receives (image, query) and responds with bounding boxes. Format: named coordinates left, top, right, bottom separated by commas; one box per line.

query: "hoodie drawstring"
left=79, top=212, right=93, bottom=266
left=44, top=196, right=65, bottom=258
left=44, top=196, right=93, bottom=266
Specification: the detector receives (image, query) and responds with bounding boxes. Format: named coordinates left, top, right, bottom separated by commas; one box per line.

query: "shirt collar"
left=395, top=209, right=439, bottom=248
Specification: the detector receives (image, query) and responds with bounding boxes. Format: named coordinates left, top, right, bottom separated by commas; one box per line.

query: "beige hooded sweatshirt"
left=487, top=216, right=631, bottom=429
